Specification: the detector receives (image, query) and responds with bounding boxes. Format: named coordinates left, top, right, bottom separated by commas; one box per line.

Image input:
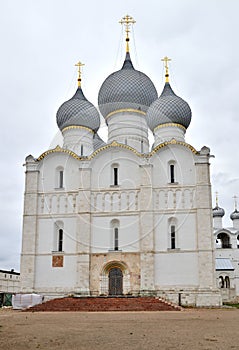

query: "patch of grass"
left=223, top=302, right=239, bottom=308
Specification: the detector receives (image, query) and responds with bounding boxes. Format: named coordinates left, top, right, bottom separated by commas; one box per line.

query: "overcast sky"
left=1, top=0, right=239, bottom=271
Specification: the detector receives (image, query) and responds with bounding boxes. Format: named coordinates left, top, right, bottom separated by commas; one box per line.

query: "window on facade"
left=113, top=167, right=118, bottom=186
left=59, top=170, right=64, bottom=188
left=217, top=232, right=231, bottom=249
left=81, top=144, right=84, bottom=156
left=114, top=227, right=119, bottom=251
left=110, top=219, right=120, bottom=251
left=237, top=235, right=239, bottom=248
left=219, top=276, right=224, bottom=288
left=171, top=225, right=176, bottom=249
left=141, top=140, right=144, bottom=153
left=55, top=167, right=64, bottom=189
left=225, top=276, right=230, bottom=289
left=58, top=229, right=63, bottom=252
left=170, top=164, right=175, bottom=183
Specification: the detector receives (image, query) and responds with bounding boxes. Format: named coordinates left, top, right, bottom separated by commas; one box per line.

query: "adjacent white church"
left=20, top=15, right=222, bottom=306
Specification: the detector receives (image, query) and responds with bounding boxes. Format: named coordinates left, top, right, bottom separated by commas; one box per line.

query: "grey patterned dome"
left=230, top=210, right=239, bottom=220
left=213, top=206, right=225, bottom=218
left=98, top=52, right=158, bottom=119
left=146, top=82, right=192, bottom=132
left=93, top=133, right=106, bottom=150
left=57, top=87, right=100, bottom=132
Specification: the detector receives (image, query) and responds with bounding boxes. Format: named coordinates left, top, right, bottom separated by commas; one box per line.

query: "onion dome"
left=56, top=61, right=100, bottom=132
left=98, top=15, right=157, bottom=119
left=146, top=82, right=192, bottom=132
left=230, top=210, right=239, bottom=221
left=146, top=56, right=191, bottom=132
left=98, top=52, right=157, bottom=119
left=213, top=206, right=225, bottom=218
left=230, top=196, right=239, bottom=220
left=93, top=133, right=106, bottom=150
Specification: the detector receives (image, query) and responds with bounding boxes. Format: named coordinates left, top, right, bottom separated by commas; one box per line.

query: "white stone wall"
left=0, top=271, right=20, bottom=293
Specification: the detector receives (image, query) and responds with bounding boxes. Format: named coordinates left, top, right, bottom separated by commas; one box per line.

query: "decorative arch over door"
left=109, top=267, right=123, bottom=295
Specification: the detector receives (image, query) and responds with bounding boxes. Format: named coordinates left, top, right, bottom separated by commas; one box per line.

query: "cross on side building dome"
left=146, top=57, right=191, bottom=132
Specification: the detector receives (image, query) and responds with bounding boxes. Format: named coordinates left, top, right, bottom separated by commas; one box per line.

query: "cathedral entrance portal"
left=109, top=267, right=123, bottom=295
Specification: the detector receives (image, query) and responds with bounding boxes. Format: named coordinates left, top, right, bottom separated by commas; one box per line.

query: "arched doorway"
left=109, top=267, right=123, bottom=295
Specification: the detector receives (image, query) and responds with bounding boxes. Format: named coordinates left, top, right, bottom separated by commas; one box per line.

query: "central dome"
left=98, top=52, right=158, bottom=119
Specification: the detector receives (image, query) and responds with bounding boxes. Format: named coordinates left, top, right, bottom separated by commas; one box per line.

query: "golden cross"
left=75, top=61, right=85, bottom=87
left=119, top=14, right=136, bottom=53
left=161, top=56, right=171, bottom=82
left=233, top=195, right=238, bottom=210
left=215, top=191, right=219, bottom=206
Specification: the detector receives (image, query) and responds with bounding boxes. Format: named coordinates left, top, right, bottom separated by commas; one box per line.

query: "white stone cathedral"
left=20, top=15, right=222, bottom=306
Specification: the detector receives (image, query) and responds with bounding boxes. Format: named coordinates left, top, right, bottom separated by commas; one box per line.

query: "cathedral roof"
left=98, top=52, right=158, bottom=119
left=146, top=82, right=192, bottom=132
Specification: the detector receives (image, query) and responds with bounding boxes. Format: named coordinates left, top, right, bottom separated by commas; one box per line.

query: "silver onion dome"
left=146, top=82, right=192, bottom=132
left=213, top=206, right=225, bottom=218
left=98, top=52, right=158, bottom=119
left=230, top=210, right=239, bottom=220
left=56, top=87, right=100, bottom=132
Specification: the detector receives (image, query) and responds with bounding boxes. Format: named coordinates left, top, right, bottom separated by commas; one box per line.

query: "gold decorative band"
left=62, top=125, right=94, bottom=134
left=154, top=123, right=186, bottom=132
left=105, top=108, right=146, bottom=120
left=37, top=138, right=197, bottom=162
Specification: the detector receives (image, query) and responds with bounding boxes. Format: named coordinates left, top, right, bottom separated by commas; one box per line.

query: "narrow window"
left=59, top=170, right=64, bottom=188
left=58, top=229, right=63, bottom=252
left=114, top=167, right=118, bottom=186
left=170, top=164, right=175, bottom=183
left=219, top=276, right=224, bottom=288
left=171, top=225, right=176, bottom=249
left=225, top=276, right=230, bottom=289
left=141, top=140, right=144, bottom=153
left=114, top=227, right=119, bottom=251
left=81, top=144, right=84, bottom=156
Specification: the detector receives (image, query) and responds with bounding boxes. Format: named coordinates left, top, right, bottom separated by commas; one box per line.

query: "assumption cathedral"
left=20, top=15, right=222, bottom=307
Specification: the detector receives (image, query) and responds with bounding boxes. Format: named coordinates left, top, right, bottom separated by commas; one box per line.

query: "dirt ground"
left=0, top=308, right=239, bottom=350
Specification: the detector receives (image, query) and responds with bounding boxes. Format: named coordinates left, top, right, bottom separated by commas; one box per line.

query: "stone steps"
left=25, top=296, right=181, bottom=312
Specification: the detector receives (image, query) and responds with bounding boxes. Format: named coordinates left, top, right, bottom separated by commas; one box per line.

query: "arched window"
left=217, top=232, right=231, bottom=249
left=225, top=276, right=230, bottom=289
left=81, top=144, right=84, bottom=156
left=58, top=229, right=63, bottom=252
left=168, top=218, right=177, bottom=249
left=54, top=221, right=64, bottom=252
left=114, top=227, right=119, bottom=251
left=111, top=219, right=120, bottom=251
left=141, top=140, right=144, bottom=153
left=168, top=161, right=176, bottom=184
left=55, top=166, right=64, bottom=189
left=219, top=276, right=224, bottom=288
left=170, top=225, right=176, bottom=249
left=237, top=235, right=239, bottom=248
left=111, top=163, right=119, bottom=186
